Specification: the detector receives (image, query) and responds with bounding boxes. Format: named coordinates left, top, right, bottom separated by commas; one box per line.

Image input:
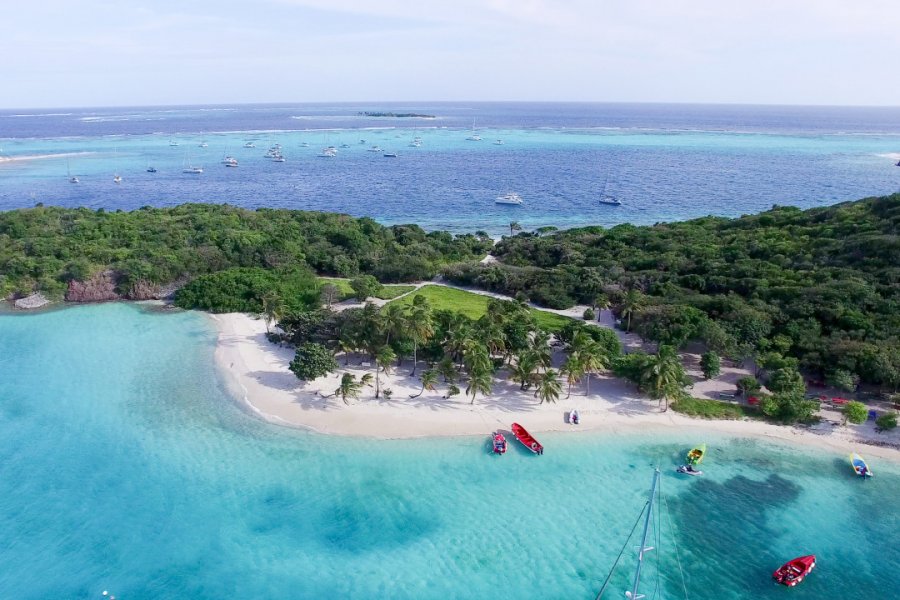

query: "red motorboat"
left=492, top=432, right=508, bottom=455
left=511, top=422, right=543, bottom=455
left=773, top=555, right=816, bottom=587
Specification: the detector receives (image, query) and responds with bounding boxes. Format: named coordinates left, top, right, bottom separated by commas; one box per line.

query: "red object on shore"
left=773, top=555, right=816, bottom=587
left=748, top=396, right=759, bottom=405
left=511, top=423, right=543, bottom=455
left=831, top=397, right=849, bottom=405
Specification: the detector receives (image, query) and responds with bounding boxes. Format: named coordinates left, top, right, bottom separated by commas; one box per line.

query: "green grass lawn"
left=389, top=285, right=573, bottom=332
left=671, top=397, right=759, bottom=420
left=317, top=277, right=416, bottom=301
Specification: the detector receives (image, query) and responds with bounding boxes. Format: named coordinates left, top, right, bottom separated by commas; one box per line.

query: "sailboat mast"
left=627, top=468, right=660, bottom=600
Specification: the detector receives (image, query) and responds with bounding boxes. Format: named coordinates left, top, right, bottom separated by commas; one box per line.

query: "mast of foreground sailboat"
left=626, top=468, right=660, bottom=600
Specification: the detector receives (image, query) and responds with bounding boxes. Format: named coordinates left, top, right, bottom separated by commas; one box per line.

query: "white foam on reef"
left=0, top=151, right=95, bottom=163
left=877, top=152, right=900, bottom=161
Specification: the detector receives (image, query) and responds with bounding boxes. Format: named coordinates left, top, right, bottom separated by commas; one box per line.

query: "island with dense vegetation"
left=1, top=195, right=898, bottom=432
left=0, top=203, right=492, bottom=307
left=444, top=194, right=900, bottom=392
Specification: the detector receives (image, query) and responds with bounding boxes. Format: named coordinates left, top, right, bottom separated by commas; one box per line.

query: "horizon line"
left=4, top=99, right=900, bottom=112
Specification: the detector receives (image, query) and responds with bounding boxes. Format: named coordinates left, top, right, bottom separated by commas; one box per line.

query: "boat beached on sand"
left=773, top=555, right=816, bottom=587
left=511, top=422, right=543, bottom=454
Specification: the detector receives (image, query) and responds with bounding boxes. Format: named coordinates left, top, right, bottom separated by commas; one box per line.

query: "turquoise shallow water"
left=1, top=303, right=898, bottom=599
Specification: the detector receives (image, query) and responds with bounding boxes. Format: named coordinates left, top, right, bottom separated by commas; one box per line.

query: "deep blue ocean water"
left=2, top=102, right=900, bottom=235
left=1, top=303, right=898, bottom=599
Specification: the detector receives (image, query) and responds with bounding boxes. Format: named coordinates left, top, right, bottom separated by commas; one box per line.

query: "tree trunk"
left=566, top=382, right=572, bottom=399
left=375, top=368, right=381, bottom=399
left=411, top=341, right=418, bottom=376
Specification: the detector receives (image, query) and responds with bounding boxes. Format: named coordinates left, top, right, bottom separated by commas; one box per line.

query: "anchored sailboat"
left=598, top=173, right=622, bottom=206
left=595, top=468, right=689, bottom=600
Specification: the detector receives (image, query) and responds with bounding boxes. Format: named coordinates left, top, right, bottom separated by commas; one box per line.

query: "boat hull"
left=773, top=555, right=816, bottom=587
left=850, top=453, right=873, bottom=477
left=511, top=422, right=543, bottom=454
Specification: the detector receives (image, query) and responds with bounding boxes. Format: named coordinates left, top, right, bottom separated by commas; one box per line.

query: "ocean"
left=0, top=303, right=897, bottom=599
left=2, top=102, right=900, bottom=235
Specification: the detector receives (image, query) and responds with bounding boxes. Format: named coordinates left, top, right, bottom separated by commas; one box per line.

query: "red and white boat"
left=511, top=422, right=543, bottom=455
left=492, top=432, right=508, bottom=455
left=773, top=555, right=816, bottom=587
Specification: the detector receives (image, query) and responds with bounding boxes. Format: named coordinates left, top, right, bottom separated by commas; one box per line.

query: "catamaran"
left=495, top=192, right=523, bottom=205
left=466, top=118, right=482, bottom=141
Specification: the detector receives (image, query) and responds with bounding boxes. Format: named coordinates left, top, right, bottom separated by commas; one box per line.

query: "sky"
left=2, top=0, right=899, bottom=109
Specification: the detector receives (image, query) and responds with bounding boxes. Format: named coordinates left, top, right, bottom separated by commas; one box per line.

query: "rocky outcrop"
left=13, top=292, right=51, bottom=310
left=66, top=272, right=119, bottom=302
left=125, top=280, right=162, bottom=301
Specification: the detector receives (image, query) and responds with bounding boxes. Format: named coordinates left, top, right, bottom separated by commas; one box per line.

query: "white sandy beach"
left=212, top=311, right=900, bottom=460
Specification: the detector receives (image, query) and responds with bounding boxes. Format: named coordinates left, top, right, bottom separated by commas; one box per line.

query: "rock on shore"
left=13, top=292, right=51, bottom=310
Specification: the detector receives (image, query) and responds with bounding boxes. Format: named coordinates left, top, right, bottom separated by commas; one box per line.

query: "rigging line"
left=663, top=495, right=690, bottom=600
left=594, top=503, right=648, bottom=600
left=650, top=471, right=663, bottom=600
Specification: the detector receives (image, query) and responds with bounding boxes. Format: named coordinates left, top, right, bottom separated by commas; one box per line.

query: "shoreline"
left=211, top=311, right=900, bottom=461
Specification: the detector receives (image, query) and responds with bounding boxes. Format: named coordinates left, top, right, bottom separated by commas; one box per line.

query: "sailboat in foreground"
left=595, top=468, right=689, bottom=600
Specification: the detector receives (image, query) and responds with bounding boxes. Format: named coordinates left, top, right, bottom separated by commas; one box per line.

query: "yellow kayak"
left=687, top=443, right=706, bottom=465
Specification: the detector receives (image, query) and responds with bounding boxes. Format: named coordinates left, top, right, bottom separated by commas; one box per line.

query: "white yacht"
left=367, top=145, right=383, bottom=152
left=495, top=192, right=523, bottom=205
left=340, top=143, right=351, bottom=149
left=243, top=141, right=256, bottom=148
left=113, top=174, right=122, bottom=184
left=183, top=166, right=203, bottom=174
left=383, top=152, right=398, bottom=158
left=223, top=156, right=238, bottom=167
left=494, top=139, right=504, bottom=145
left=199, top=141, right=208, bottom=148
left=319, top=147, right=337, bottom=158
left=300, top=142, right=310, bottom=148
left=169, top=140, right=179, bottom=147
left=272, top=155, right=286, bottom=162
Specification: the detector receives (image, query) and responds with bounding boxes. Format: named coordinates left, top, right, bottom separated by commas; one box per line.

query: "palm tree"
left=535, top=369, right=562, bottom=404
left=333, top=373, right=362, bottom=405
left=560, top=354, right=584, bottom=399
left=374, top=346, right=397, bottom=399
left=410, top=369, right=439, bottom=399
left=620, top=289, right=645, bottom=332
left=437, top=356, right=458, bottom=383
left=529, top=330, right=553, bottom=370
left=407, top=304, right=434, bottom=376
left=576, top=335, right=609, bottom=395
left=382, top=303, right=407, bottom=346
left=260, top=291, right=285, bottom=334
left=359, top=303, right=383, bottom=357
left=465, top=364, right=493, bottom=405
left=509, top=221, right=522, bottom=236
left=511, top=353, right=538, bottom=390
left=641, top=345, right=684, bottom=412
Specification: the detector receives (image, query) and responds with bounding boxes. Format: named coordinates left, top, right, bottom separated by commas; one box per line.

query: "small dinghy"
left=676, top=465, right=703, bottom=476
left=850, top=453, right=873, bottom=478
left=773, top=555, right=816, bottom=587
left=491, top=432, right=508, bottom=455
left=568, top=409, right=580, bottom=425
left=686, top=443, right=706, bottom=465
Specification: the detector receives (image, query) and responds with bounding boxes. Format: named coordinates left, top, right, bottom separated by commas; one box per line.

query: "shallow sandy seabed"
left=212, top=312, right=900, bottom=461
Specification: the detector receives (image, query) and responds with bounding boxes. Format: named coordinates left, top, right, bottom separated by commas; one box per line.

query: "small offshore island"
left=358, top=111, right=436, bottom=118
left=2, top=195, right=899, bottom=457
